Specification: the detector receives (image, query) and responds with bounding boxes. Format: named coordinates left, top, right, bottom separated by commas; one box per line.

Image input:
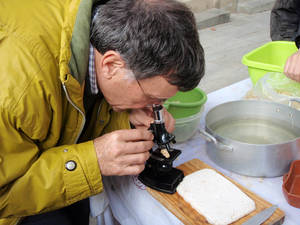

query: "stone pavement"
left=197, top=10, right=271, bottom=94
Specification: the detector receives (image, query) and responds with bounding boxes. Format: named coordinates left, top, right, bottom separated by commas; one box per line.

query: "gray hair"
left=90, top=0, right=205, bottom=91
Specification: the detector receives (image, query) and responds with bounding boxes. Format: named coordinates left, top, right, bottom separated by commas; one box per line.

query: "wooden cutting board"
left=147, top=159, right=285, bottom=225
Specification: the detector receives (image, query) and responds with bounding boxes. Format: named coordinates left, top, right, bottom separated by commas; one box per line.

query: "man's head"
left=90, top=0, right=205, bottom=111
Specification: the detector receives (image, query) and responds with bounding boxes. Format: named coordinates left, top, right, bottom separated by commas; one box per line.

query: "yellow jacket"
left=0, top=0, right=130, bottom=224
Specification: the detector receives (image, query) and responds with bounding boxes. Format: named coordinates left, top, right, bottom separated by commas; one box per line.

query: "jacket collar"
left=69, top=0, right=101, bottom=85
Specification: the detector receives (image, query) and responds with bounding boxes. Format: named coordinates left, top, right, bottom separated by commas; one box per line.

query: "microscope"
left=138, top=104, right=184, bottom=194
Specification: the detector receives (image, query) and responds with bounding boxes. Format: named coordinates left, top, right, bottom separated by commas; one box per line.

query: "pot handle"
left=288, top=98, right=300, bottom=108
left=198, top=129, right=233, bottom=152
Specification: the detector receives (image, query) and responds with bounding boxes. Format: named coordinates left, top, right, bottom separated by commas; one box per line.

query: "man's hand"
left=129, top=107, right=175, bottom=133
left=93, top=129, right=154, bottom=176
left=129, top=107, right=153, bottom=130
left=284, top=49, right=300, bottom=82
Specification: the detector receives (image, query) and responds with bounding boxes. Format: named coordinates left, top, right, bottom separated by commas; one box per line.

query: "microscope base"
left=138, top=167, right=184, bottom=194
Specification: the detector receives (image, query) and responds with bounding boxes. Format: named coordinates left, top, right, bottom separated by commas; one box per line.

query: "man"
left=270, top=0, right=300, bottom=81
left=0, top=0, right=205, bottom=224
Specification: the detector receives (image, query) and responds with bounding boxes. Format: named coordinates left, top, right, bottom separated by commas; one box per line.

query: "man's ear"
left=101, top=50, right=126, bottom=79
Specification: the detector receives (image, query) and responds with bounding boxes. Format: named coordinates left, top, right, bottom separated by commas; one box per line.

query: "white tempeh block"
left=177, top=169, right=256, bottom=225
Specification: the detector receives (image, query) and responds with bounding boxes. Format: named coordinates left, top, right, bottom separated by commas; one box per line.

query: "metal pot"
left=199, top=100, right=300, bottom=177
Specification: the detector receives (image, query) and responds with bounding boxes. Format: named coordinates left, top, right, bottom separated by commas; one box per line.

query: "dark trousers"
left=20, top=199, right=90, bottom=225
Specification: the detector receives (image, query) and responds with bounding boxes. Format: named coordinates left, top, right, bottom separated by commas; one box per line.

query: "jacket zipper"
left=62, top=83, right=86, bottom=143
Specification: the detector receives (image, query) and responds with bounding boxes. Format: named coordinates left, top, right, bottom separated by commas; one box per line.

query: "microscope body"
left=138, top=105, right=184, bottom=194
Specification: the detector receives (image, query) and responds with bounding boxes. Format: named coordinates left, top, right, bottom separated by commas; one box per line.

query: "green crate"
left=242, top=41, right=298, bottom=85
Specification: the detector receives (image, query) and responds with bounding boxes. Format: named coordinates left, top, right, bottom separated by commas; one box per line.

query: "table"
left=103, top=79, right=300, bottom=225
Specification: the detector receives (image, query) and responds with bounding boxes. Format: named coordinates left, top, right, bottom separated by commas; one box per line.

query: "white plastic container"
left=173, top=108, right=204, bottom=143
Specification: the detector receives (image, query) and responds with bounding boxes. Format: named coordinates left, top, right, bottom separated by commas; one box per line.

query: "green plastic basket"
left=164, top=88, right=207, bottom=119
left=242, top=41, right=298, bottom=85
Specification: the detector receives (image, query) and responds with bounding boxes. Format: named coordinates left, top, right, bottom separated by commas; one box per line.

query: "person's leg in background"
left=270, top=0, right=300, bottom=41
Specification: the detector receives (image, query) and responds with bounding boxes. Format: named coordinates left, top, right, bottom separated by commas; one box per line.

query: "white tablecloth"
left=102, top=79, right=300, bottom=225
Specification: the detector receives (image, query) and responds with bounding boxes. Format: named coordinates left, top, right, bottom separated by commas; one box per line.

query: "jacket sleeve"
left=270, top=0, right=300, bottom=41
left=0, top=105, right=103, bottom=218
